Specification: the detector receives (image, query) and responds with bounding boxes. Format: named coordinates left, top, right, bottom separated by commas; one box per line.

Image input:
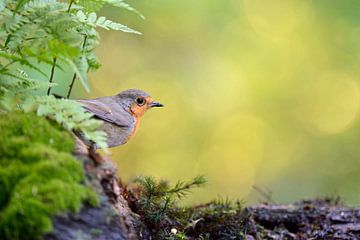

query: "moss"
left=0, top=112, right=99, bottom=240
left=90, top=228, right=103, bottom=237
left=130, top=176, right=254, bottom=239
left=179, top=200, right=252, bottom=239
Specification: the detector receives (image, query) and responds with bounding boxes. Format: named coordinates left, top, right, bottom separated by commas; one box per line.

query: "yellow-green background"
left=58, top=0, right=360, bottom=205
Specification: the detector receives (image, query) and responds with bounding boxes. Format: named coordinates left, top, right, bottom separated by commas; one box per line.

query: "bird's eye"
left=135, top=97, right=145, bottom=106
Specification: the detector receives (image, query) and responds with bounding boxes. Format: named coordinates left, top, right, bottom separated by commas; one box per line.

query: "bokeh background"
left=58, top=0, right=360, bottom=205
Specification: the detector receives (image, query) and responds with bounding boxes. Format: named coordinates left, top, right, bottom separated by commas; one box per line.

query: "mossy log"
left=0, top=112, right=99, bottom=239
left=0, top=112, right=144, bottom=240
left=45, top=148, right=145, bottom=240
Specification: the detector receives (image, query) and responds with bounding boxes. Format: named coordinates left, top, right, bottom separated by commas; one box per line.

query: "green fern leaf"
left=65, top=56, right=90, bottom=92
left=95, top=16, right=142, bottom=34
left=23, top=95, right=107, bottom=148
left=0, top=0, right=143, bottom=150
left=76, top=10, right=141, bottom=34
left=14, top=0, right=31, bottom=14
left=76, top=0, right=144, bottom=19
left=0, top=1, right=5, bottom=12
left=105, top=0, right=145, bottom=19
left=77, top=0, right=105, bottom=12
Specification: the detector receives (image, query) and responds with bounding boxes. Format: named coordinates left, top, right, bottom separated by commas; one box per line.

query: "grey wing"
left=77, top=97, right=133, bottom=127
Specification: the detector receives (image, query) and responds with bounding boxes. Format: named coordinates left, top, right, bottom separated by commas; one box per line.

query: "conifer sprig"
left=134, top=176, right=207, bottom=225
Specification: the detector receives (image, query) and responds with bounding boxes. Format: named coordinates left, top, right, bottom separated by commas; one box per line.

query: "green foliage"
left=23, top=95, right=108, bottom=148
left=161, top=230, right=188, bottom=240
left=132, top=176, right=254, bottom=239
left=0, top=0, right=142, bottom=148
left=77, top=10, right=141, bottom=34
left=79, top=0, right=144, bottom=18
left=134, top=176, right=206, bottom=227
left=0, top=112, right=99, bottom=240
left=179, top=199, right=249, bottom=239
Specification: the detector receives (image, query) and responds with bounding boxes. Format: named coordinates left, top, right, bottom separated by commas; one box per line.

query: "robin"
left=76, top=89, right=163, bottom=160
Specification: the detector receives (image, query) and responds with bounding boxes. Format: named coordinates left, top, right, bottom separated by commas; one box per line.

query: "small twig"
left=159, top=195, right=171, bottom=216
left=46, top=0, right=78, bottom=96
left=253, top=185, right=274, bottom=203
left=66, top=35, right=87, bottom=98
left=1, top=60, right=16, bottom=70
left=47, top=0, right=74, bottom=95
left=24, top=37, right=41, bottom=41
left=47, top=57, right=57, bottom=95
left=67, top=0, right=75, bottom=12
left=66, top=73, right=77, bottom=98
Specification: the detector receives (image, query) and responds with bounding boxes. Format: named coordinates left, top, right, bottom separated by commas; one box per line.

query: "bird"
left=76, top=89, right=163, bottom=159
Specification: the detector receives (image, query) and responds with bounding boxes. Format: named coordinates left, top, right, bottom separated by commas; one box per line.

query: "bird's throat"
left=129, top=117, right=141, bottom=141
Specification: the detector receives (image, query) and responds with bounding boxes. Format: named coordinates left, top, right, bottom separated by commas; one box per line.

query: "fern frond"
left=96, top=16, right=141, bottom=34
left=0, top=0, right=143, bottom=149
left=77, top=0, right=105, bottom=12
left=76, top=10, right=142, bottom=34
left=86, top=52, right=101, bottom=71
left=14, top=0, right=31, bottom=14
left=77, top=0, right=144, bottom=19
left=0, top=68, right=54, bottom=110
left=23, top=95, right=108, bottom=149
left=0, top=51, right=48, bottom=77
left=65, top=56, right=90, bottom=92
left=0, top=2, right=5, bottom=12
left=105, top=0, right=145, bottom=19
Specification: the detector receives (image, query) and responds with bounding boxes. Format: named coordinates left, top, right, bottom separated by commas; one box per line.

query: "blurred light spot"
left=190, top=60, right=249, bottom=118
left=242, top=0, right=313, bottom=43
left=261, top=132, right=308, bottom=174
left=299, top=71, right=360, bottom=134
left=199, top=114, right=267, bottom=199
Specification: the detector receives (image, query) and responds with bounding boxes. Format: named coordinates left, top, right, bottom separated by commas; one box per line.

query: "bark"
left=246, top=199, right=360, bottom=239
left=45, top=138, right=149, bottom=240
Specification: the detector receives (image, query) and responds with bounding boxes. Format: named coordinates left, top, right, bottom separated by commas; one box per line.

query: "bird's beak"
left=150, top=101, right=164, bottom=108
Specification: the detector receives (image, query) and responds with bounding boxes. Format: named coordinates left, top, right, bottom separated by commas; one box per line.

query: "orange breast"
left=128, top=117, right=141, bottom=141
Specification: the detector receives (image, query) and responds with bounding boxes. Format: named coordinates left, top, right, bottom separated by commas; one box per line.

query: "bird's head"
left=117, top=89, right=164, bottom=117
